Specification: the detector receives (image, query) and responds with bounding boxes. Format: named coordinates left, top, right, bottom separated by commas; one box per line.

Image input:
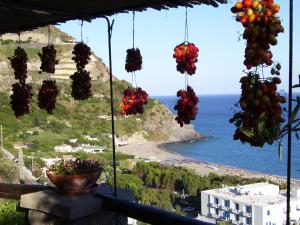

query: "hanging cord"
left=132, top=11, right=135, bottom=48
left=184, top=7, right=189, bottom=90
left=48, top=26, right=51, bottom=45
left=80, top=20, right=84, bottom=43
left=17, top=33, right=21, bottom=45
left=184, top=7, right=189, bottom=43
left=47, top=26, right=51, bottom=80
left=134, top=72, right=137, bottom=88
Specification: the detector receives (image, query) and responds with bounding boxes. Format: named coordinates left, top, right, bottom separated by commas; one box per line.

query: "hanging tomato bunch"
left=8, top=47, right=29, bottom=83
left=8, top=47, right=33, bottom=117
left=38, top=44, right=59, bottom=74
left=174, top=86, right=199, bottom=127
left=231, top=0, right=284, bottom=69
left=70, top=42, right=92, bottom=100
left=125, top=48, right=142, bottom=72
left=173, top=43, right=199, bottom=75
left=230, top=65, right=286, bottom=147
left=38, top=44, right=59, bottom=114
left=120, top=87, right=148, bottom=115
left=38, top=80, right=59, bottom=114
left=10, top=83, right=33, bottom=118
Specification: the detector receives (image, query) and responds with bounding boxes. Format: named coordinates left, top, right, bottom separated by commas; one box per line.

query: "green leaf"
left=239, top=128, right=255, bottom=138
left=278, top=143, right=283, bottom=160
left=258, top=121, right=265, bottom=135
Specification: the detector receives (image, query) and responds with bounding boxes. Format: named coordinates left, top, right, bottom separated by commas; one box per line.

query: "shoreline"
left=117, top=141, right=300, bottom=187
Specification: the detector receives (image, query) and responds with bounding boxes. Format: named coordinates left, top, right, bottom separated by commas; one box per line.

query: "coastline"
left=117, top=141, right=300, bottom=187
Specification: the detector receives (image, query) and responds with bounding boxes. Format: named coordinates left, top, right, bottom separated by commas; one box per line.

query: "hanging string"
left=185, top=74, right=188, bottom=90
left=48, top=26, right=51, bottom=45
left=80, top=20, right=84, bottom=43
left=131, top=73, right=134, bottom=88
left=184, top=7, right=189, bottom=43
left=132, top=11, right=135, bottom=48
left=134, top=73, right=137, bottom=88
left=17, top=33, right=21, bottom=45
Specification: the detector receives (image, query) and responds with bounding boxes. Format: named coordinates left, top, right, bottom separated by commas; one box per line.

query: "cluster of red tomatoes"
left=232, top=0, right=284, bottom=69
left=174, top=86, right=199, bottom=127
left=120, top=87, right=148, bottom=115
left=230, top=66, right=286, bottom=147
left=70, top=43, right=92, bottom=100
left=38, top=80, right=59, bottom=114
left=125, top=48, right=142, bottom=73
left=9, top=47, right=33, bottom=117
left=173, top=43, right=199, bottom=75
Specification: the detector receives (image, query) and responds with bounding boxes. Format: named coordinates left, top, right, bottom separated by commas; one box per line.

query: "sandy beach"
left=117, top=141, right=300, bottom=187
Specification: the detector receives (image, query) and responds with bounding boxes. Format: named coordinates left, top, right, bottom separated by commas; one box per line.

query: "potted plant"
left=46, top=158, right=102, bottom=196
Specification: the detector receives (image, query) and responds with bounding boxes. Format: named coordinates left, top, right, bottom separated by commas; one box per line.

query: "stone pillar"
left=20, top=185, right=134, bottom=225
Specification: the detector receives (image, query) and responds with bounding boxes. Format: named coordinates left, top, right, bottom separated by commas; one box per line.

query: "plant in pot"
left=46, top=158, right=102, bottom=196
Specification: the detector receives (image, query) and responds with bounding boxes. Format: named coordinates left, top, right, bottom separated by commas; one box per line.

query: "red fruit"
left=243, top=0, right=252, bottom=7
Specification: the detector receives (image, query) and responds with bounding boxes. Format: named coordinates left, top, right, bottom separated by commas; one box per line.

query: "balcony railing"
left=242, top=211, right=252, bottom=217
left=209, top=202, right=219, bottom=208
left=220, top=205, right=229, bottom=211
left=0, top=182, right=214, bottom=225
left=230, top=208, right=240, bottom=214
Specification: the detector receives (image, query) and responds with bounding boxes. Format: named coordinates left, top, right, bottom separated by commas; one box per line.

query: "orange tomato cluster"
left=232, top=0, right=284, bottom=69
left=229, top=66, right=286, bottom=147
left=174, top=86, right=199, bottom=127
left=120, top=87, right=148, bottom=115
left=173, top=43, right=199, bottom=75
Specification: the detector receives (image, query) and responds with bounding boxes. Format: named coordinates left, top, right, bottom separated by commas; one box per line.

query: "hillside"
left=0, top=26, right=203, bottom=181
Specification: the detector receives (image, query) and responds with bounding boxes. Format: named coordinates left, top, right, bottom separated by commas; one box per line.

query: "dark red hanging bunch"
left=173, top=43, right=199, bottom=75
left=38, top=44, right=59, bottom=74
left=229, top=66, right=286, bottom=147
left=120, top=87, right=148, bottom=115
left=8, top=46, right=29, bottom=83
left=70, top=70, right=92, bottom=100
left=8, top=47, right=33, bottom=117
left=174, top=85, right=199, bottom=127
left=10, top=83, right=33, bottom=117
left=38, top=80, right=59, bottom=114
left=72, top=42, right=91, bottom=70
left=125, top=48, right=142, bottom=73
left=70, top=42, right=92, bottom=100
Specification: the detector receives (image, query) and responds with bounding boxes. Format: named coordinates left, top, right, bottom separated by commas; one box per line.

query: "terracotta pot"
left=46, top=170, right=101, bottom=196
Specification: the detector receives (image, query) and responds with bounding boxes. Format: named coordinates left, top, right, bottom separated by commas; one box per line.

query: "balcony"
left=241, top=211, right=252, bottom=217
left=230, top=208, right=240, bottom=214
left=231, top=220, right=242, bottom=225
left=220, top=205, right=229, bottom=211
left=209, top=202, right=219, bottom=208
left=0, top=182, right=214, bottom=225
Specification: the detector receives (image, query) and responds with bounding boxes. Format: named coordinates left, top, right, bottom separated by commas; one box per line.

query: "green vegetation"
left=107, top=161, right=285, bottom=215
left=0, top=201, right=29, bottom=225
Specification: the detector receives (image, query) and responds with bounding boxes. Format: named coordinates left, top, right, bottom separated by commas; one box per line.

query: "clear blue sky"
left=58, top=0, right=300, bottom=96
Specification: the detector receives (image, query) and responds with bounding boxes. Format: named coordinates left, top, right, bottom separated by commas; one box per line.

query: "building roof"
left=202, top=183, right=298, bottom=207
left=0, top=0, right=227, bottom=35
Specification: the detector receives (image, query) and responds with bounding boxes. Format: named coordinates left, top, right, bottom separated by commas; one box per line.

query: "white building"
left=201, top=183, right=300, bottom=225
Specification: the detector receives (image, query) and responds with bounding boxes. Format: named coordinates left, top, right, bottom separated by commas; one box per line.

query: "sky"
left=58, top=0, right=300, bottom=96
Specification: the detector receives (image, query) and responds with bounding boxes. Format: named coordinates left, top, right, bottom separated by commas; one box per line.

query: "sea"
left=154, top=95, right=300, bottom=180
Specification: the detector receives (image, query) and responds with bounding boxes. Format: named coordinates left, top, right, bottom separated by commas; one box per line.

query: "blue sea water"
left=154, top=95, right=300, bottom=179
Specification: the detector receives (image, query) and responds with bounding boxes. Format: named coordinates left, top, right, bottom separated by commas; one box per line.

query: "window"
left=216, top=208, right=219, bottom=216
left=246, top=217, right=252, bottom=225
left=245, top=205, right=251, bottom=213
left=214, top=197, right=219, bottom=205
left=235, top=203, right=240, bottom=210
left=267, top=210, right=271, bottom=216
left=224, top=199, right=230, bottom=207
left=235, top=214, right=240, bottom=221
